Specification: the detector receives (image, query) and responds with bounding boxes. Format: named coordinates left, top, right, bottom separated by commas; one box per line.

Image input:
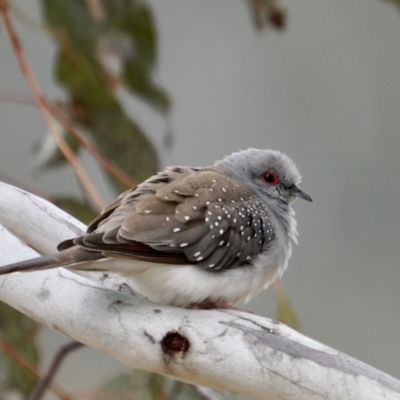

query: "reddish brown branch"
left=0, top=333, right=72, bottom=400
left=0, top=1, right=105, bottom=211
left=50, top=105, right=137, bottom=189
left=0, top=89, right=136, bottom=189
left=28, top=341, right=83, bottom=400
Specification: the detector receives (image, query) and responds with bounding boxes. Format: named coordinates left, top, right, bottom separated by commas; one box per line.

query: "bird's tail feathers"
left=0, top=247, right=103, bottom=275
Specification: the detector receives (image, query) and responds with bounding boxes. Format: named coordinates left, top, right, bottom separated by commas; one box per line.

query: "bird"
left=0, top=148, right=311, bottom=308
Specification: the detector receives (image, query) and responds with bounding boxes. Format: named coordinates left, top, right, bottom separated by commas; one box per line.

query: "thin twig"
left=50, top=104, right=137, bottom=189
left=0, top=1, right=105, bottom=211
left=28, top=341, right=84, bottom=400
left=0, top=90, right=136, bottom=188
left=0, top=333, right=71, bottom=400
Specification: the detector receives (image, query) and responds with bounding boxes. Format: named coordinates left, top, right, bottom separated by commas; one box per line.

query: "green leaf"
left=274, top=280, right=301, bottom=331
left=84, top=106, right=159, bottom=192
left=123, top=61, right=171, bottom=112
left=93, top=371, right=208, bottom=400
left=43, top=0, right=103, bottom=51
left=53, top=197, right=98, bottom=224
left=106, top=1, right=157, bottom=69
left=40, top=0, right=163, bottom=189
left=42, top=0, right=170, bottom=113
left=93, top=373, right=134, bottom=400
left=384, top=0, right=400, bottom=10
left=0, top=302, right=40, bottom=396
left=118, top=2, right=171, bottom=111
left=246, top=0, right=287, bottom=31
left=56, top=51, right=115, bottom=109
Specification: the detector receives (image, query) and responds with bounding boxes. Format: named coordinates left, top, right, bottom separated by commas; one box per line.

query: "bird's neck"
left=268, top=199, right=298, bottom=245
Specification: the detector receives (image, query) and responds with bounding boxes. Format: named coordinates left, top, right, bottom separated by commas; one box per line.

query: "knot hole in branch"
left=161, top=331, right=190, bottom=355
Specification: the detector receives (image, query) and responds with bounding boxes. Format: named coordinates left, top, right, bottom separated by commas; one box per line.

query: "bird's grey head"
left=217, top=148, right=312, bottom=207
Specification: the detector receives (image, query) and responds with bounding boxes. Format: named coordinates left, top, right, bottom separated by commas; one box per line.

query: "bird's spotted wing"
left=59, top=167, right=275, bottom=271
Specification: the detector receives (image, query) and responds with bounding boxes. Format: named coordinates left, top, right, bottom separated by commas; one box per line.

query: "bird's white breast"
left=98, top=239, right=290, bottom=307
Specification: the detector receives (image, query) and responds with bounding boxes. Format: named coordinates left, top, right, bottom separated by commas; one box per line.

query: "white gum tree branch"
left=0, top=182, right=399, bottom=400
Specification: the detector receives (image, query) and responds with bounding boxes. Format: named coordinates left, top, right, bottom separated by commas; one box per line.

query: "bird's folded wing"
left=59, top=168, right=272, bottom=271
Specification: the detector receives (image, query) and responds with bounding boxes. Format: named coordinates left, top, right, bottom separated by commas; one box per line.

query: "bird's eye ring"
left=260, top=170, right=280, bottom=186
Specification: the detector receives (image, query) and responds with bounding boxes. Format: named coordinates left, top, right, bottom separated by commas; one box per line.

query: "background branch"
left=0, top=333, right=71, bottom=400
left=0, top=1, right=105, bottom=210
left=28, top=341, right=83, bottom=400
left=50, top=105, right=137, bottom=189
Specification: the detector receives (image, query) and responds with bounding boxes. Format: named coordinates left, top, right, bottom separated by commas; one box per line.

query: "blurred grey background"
left=1, top=0, right=400, bottom=397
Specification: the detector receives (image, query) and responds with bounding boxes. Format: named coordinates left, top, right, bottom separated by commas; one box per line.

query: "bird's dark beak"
left=293, top=186, right=313, bottom=202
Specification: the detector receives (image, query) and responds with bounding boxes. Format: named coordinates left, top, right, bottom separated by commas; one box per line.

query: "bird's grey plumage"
left=0, top=148, right=311, bottom=307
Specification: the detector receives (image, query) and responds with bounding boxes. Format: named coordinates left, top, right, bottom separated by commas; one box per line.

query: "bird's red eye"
left=261, top=170, right=280, bottom=185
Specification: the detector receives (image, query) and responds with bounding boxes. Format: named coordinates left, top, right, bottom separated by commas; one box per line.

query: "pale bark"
left=0, top=182, right=399, bottom=400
